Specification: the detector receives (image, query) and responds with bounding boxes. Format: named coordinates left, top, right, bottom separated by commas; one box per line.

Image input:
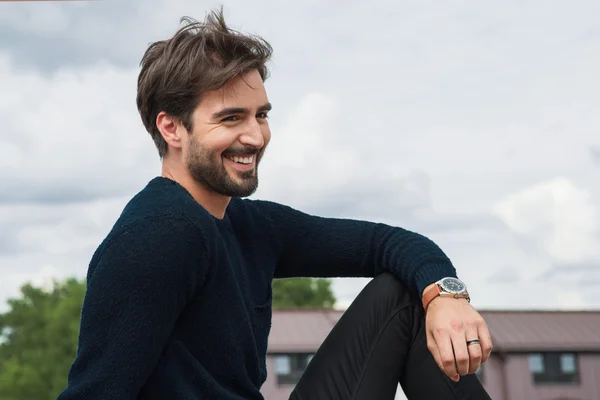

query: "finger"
left=477, top=321, right=493, bottom=363
left=426, top=328, right=445, bottom=373
left=452, top=332, right=470, bottom=377
left=433, top=330, right=459, bottom=381
left=465, top=330, right=482, bottom=375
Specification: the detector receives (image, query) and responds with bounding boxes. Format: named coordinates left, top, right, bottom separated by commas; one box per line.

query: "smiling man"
left=57, top=9, right=492, bottom=400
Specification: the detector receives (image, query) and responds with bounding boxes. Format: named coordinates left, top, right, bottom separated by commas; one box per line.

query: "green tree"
left=272, top=278, right=336, bottom=309
left=0, top=278, right=86, bottom=400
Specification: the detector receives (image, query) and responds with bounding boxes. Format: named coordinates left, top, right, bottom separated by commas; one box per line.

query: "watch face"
left=440, top=277, right=466, bottom=294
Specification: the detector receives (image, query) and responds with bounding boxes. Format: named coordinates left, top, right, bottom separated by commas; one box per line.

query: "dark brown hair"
left=136, top=7, right=273, bottom=158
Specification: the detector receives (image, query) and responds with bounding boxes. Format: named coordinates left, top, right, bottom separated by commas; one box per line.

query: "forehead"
left=198, top=69, right=269, bottom=114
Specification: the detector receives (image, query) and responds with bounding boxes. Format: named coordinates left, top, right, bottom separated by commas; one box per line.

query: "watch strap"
left=422, top=283, right=471, bottom=312
left=422, top=284, right=442, bottom=311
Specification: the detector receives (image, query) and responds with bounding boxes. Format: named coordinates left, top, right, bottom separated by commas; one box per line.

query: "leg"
left=289, top=273, right=491, bottom=400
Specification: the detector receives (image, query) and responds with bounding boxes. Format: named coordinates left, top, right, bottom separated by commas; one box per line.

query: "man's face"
left=184, top=69, right=271, bottom=198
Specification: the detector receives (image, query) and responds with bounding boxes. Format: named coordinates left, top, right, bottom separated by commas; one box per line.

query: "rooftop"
left=268, top=309, right=600, bottom=353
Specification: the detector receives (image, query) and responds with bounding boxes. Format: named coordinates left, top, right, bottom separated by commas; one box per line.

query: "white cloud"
left=1, top=0, right=600, bottom=314
left=29, top=264, right=61, bottom=292
left=0, top=195, right=131, bottom=313
left=555, top=291, right=588, bottom=309
left=0, top=53, right=159, bottom=203
left=0, top=2, right=71, bottom=34
left=255, top=92, right=347, bottom=198
left=494, top=177, right=599, bottom=265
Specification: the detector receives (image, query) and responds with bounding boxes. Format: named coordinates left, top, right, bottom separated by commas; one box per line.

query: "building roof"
left=268, top=309, right=343, bottom=352
left=480, top=310, right=600, bottom=352
left=268, top=309, right=600, bottom=354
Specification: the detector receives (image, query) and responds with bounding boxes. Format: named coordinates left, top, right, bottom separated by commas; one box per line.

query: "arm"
left=250, top=200, right=456, bottom=295
left=56, top=216, right=208, bottom=400
left=252, top=200, right=493, bottom=381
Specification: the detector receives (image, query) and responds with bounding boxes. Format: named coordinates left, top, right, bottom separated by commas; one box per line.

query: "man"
left=58, top=9, right=492, bottom=400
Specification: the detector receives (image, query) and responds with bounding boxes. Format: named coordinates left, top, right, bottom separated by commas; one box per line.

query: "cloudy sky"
left=1, top=0, right=599, bottom=312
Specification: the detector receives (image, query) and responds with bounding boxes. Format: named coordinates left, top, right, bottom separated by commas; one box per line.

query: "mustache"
left=222, top=146, right=261, bottom=157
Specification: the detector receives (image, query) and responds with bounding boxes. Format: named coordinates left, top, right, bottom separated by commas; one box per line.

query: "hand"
left=424, top=296, right=493, bottom=382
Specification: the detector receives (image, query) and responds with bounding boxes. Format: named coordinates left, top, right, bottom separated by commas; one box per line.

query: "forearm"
left=372, top=223, right=458, bottom=295
left=253, top=200, right=456, bottom=294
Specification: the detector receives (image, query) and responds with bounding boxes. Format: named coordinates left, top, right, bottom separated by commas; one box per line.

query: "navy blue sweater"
left=57, top=177, right=457, bottom=399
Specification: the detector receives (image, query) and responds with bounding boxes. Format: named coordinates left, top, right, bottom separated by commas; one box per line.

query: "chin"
left=234, top=180, right=259, bottom=197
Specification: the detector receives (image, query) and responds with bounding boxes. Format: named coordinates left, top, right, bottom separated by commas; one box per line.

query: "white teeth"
left=226, top=155, right=253, bottom=164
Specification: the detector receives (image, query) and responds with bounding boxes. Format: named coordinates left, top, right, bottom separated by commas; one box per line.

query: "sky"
left=0, top=0, right=599, bottom=313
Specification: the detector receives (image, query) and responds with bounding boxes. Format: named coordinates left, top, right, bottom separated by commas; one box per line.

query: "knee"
left=367, top=272, right=420, bottom=309
left=371, top=272, right=408, bottom=293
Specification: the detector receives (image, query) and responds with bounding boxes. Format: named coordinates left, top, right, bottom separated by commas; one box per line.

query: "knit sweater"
left=56, top=177, right=457, bottom=400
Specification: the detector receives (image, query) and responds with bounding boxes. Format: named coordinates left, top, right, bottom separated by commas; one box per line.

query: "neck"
left=161, top=157, right=230, bottom=219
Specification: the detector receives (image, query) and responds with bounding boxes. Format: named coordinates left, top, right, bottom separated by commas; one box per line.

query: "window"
left=560, top=354, right=577, bottom=373
left=528, top=352, right=579, bottom=384
left=273, top=353, right=314, bottom=385
left=529, top=354, right=544, bottom=373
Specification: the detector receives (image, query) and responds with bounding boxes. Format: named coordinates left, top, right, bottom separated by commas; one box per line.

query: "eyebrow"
left=211, top=102, right=272, bottom=120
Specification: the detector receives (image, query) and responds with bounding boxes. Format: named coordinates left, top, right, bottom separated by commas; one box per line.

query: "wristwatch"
left=422, top=277, right=470, bottom=312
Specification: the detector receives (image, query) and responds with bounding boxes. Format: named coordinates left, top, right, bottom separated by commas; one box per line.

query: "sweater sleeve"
left=250, top=200, right=457, bottom=295
left=56, top=215, right=208, bottom=400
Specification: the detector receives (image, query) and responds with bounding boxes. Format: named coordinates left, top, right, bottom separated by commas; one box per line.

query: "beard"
left=186, top=139, right=262, bottom=198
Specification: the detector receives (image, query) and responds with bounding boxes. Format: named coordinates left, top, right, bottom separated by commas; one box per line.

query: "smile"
left=224, top=155, right=254, bottom=165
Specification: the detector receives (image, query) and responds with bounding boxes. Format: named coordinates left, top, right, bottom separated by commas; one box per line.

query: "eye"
left=221, top=115, right=240, bottom=122
left=256, top=112, right=269, bottom=119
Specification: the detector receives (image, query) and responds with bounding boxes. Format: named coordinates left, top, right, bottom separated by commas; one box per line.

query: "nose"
left=239, top=119, right=265, bottom=148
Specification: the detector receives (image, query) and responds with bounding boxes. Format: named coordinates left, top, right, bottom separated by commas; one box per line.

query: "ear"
left=156, top=112, right=185, bottom=150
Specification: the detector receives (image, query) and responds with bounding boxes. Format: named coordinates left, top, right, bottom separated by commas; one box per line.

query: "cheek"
left=180, top=135, right=193, bottom=158
left=262, top=126, right=272, bottom=147
left=201, top=133, right=235, bottom=155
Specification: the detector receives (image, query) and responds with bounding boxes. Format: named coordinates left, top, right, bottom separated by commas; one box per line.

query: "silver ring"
left=466, top=339, right=481, bottom=346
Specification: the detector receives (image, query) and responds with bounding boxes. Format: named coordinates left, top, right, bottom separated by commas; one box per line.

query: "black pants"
left=289, top=273, right=492, bottom=400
